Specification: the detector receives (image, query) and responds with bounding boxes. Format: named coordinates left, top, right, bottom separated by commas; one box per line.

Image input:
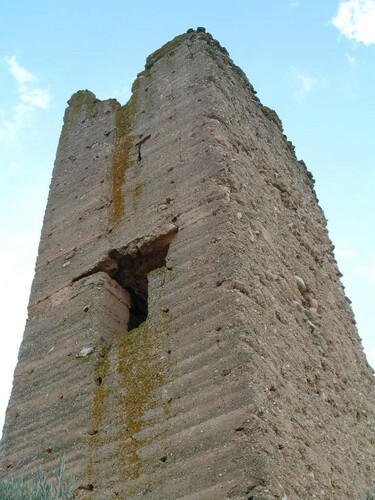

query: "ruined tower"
left=1, top=30, right=375, bottom=499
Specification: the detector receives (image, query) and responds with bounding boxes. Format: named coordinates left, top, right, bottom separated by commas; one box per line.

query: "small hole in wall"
left=76, top=484, right=94, bottom=492
left=95, top=377, right=103, bottom=386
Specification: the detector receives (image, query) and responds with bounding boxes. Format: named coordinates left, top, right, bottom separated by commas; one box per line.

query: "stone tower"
left=1, top=30, right=374, bottom=499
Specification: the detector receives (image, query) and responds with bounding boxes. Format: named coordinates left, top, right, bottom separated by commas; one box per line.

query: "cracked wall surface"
left=1, top=30, right=375, bottom=499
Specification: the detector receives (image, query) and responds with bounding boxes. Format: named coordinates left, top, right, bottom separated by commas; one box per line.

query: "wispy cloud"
left=335, top=239, right=358, bottom=263
left=6, top=56, right=36, bottom=85
left=0, top=56, right=50, bottom=144
left=346, top=52, right=357, bottom=65
left=289, top=0, right=300, bottom=7
left=332, top=0, right=375, bottom=45
left=292, top=67, right=319, bottom=99
left=5, top=56, right=50, bottom=109
left=353, top=255, right=375, bottom=281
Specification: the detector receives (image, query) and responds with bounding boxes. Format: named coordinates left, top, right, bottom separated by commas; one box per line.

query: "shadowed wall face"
left=1, top=30, right=375, bottom=499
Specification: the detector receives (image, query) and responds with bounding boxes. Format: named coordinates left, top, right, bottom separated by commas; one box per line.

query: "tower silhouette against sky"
left=1, top=30, right=374, bottom=499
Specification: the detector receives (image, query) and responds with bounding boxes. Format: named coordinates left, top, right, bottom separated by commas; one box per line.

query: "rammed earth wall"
left=1, top=30, right=375, bottom=499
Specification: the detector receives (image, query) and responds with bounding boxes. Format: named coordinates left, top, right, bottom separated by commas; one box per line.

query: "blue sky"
left=0, top=0, right=374, bottom=434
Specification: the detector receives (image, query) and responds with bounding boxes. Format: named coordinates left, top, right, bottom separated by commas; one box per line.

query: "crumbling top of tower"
left=142, top=28, right=259, bottom=98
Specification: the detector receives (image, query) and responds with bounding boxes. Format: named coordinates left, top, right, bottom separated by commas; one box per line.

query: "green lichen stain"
left=261, top=105, right=284, bottom=132
left=59, top=90, right=99, bottom=143
left=115, top=271, right=172, bottom=485
left=145, top=34, right=187, bottom=70
left=87, top=346, right=110, bottom=484
left=88, top=270, right=173, bottom=493
left=113, top=321, right=166, bottom=481
left=68, top=90, right=99, bottom=116
left=112, top=81, right=139, bottom=224
left=132, top=181, right=144, bottom=211
left=59, top=90, right=119, bottom=147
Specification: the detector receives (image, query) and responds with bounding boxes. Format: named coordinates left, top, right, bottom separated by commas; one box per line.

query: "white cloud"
left=353, top=254, right=375, bottom=280
left=0, top=232, right=38, bottom=437
left=0, top=56, right=50, bottom=144
left=8, top=161, right=25, bottom=177
left=332, top=0, right=375, bottom=45
left=335, top=239, right=358, bottom=262
left=5, top=56, right=50, bottom=109
left=5, top=55, right=36, bottom=85
left=292, top=67, right=319, bottom=99
left=289, top=1, right=300, bottom=7
left=0, top=104, right=33, bottom=143
left=0, top=157, right=50, bottom=434
left=346, top=52, right=357, bottom=65
left=20, top=87, right=50, bottom=109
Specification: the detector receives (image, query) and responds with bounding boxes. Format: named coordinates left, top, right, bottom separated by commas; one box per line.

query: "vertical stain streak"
left=112, top=83, right=139, bottom=224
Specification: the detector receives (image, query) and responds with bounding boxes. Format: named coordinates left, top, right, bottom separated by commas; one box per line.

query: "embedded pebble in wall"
left=294, top=275, right=306, bottom=292
left=307, top=308, right=320, bottom=324
left=309, top=297, right=319, bottom=310
left=77, top=346, right=94, bottom=358
left=293, top=300, right=305, bottom=313
left=307, top=320, right=316, bottom=331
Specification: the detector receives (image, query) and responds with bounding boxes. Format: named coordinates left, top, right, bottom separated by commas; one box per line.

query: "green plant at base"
left=0, top=456, right=74, bottom=499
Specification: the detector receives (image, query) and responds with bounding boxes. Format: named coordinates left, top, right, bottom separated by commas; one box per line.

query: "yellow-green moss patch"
left=87, top=346, right=111, bottom=483
left=112, top=87, right=139, bottom=224
left=261, top=105, right=284, bottom=132
left=145, top=34, right=187, bottom=70
left=132, top=181, right=144, bottom=211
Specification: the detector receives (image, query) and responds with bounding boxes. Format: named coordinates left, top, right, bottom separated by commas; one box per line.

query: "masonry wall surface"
left=1, top=30, right=375, bottom=499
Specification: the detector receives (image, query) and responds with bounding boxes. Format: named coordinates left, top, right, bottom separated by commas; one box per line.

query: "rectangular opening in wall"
left=109, top=228, right=177, bottom=330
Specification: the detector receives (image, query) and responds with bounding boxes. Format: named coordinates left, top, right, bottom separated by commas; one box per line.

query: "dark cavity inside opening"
left=73, top=228, right=177, bottom=331
left=110, top=237, right=173, bottom=330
